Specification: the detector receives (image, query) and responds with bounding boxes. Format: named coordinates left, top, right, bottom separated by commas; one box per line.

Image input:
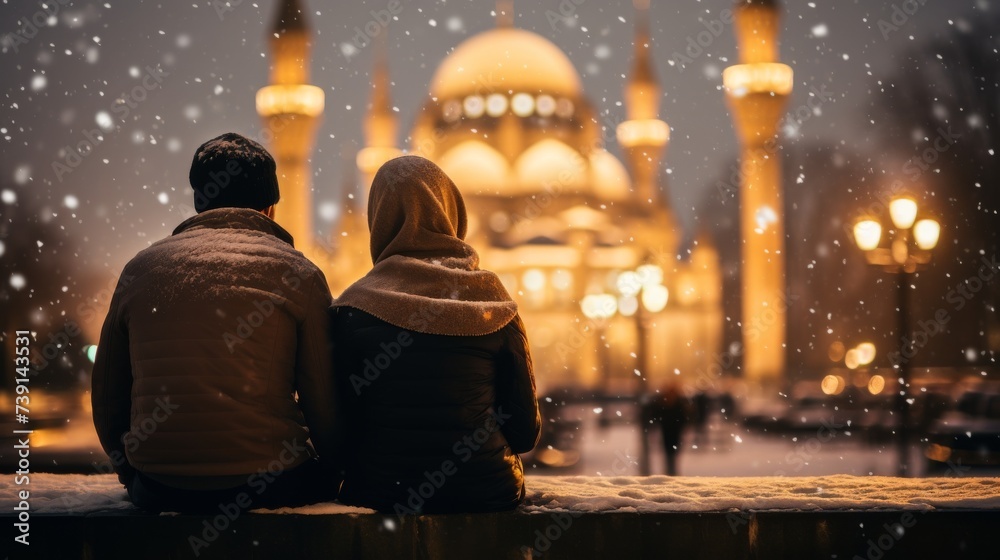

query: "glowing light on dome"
left=555, top=98, right=574, bottom=118
left=443, top=100, right=462, bottom=122
left=536, top=95, right=556, bottom=117
left=485, top=93, right=508, bottom=117
left=511, top=93, right=534, bottom=117
left=463, top=95, right=485, bottom=118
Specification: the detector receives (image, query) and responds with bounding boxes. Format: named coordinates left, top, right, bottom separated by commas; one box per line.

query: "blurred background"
left=0, top=0, right=997, bottom=478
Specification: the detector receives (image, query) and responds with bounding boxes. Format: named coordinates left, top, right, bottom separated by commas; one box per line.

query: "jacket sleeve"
left=495, top=314, right=542, bottom=454
left=91, top=277, right=135, bottom=486
left=293, top=272, right=344, bottom=479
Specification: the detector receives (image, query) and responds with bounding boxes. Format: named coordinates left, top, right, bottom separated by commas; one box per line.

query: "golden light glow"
left=892, top=238, right=909, bottom=265
left=867, top=374, right=885, bottom=395
left=255, top=84, right=325, bottom=117
left=856, top=342, right=876, bottom=366
left=722, top=62, right=793, bottom=97
left=636, top=264, right=664, bottom=288
left=515, top=139, right=588, bottom=193
left=589, top=149, right=633, bottom=201
left=618, top=295, right=639, bottom=317
left=438, top=141, right=510, bottom=195
left=828, top=340, right=846, bottom=362
left=551, top=269, right=573, bottom=291
left=853, top=220, right=882, bottom=251
left=844, top=349, right=860, bottom=370
left=925, top=443, right=951, bottom=462
left=486, top=93, right=508, bottom=117
left=913, top=219, right=941, bottom=250
left=555, top=98, right=575, bottom=118
left=522, top=268, right=546, bottom=292
left=820, top=374, right=845, bottom=395
left=616, top=271, right=642, bottom=297
left=356, top=146, right=403, bottom=175
left=511, top=93, right=535, bottom=116
left=536, top=94, right=556, bottom=116
left=463, top=95, right=485, bottom=118
left=616, top=119, right=670, bottom=147
left=581, top=293, right=617, bottom=319
left=429, top=27, right=583, bottom=99
left=641, top=284, right=669, bottom=313
left=889, top=197, right=918, bottom=229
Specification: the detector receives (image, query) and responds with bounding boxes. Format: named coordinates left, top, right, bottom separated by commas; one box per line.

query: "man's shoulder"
left=131, top=227, right=328, bottom=288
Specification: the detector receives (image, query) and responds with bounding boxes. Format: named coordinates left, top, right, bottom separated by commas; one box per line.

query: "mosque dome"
left=430, top=27, right=583, bottom=100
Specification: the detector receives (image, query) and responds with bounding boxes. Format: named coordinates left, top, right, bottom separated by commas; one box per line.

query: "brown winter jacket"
left=91, top=208, right=340, bottom=489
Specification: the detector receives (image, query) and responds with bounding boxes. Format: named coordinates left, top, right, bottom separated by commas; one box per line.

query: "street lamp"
left=851, top=195, right=940, bottom=476
left=581, top=293, right=618, bottom=390
left=580, top=263, right=667, bottom=475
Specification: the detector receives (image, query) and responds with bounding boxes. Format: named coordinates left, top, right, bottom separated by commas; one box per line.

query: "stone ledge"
left=4, top=474, right=1000, bottom=559
left=6, top=510, right=1000, bottom=559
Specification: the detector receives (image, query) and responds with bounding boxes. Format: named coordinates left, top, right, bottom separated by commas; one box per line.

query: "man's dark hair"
left=189, top=132, right=280, bottom=213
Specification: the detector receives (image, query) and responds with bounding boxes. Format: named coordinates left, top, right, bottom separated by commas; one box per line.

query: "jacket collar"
left=172, top=207, right=295, bottom=247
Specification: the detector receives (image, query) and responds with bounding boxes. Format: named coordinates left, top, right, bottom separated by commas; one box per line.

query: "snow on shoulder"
left=5, top=474, right=1000, bottom=515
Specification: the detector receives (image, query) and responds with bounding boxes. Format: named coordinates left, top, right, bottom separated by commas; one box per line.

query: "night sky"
left=0, top=0, right=989, bottom=273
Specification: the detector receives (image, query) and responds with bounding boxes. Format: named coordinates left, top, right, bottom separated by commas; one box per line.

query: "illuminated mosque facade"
left=255, top=0, right=793, bottom=391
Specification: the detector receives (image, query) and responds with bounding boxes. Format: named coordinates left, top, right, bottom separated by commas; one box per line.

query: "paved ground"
left=527, top=404, right=991, bottom=478
left=5, top=404, right=996, bottom=478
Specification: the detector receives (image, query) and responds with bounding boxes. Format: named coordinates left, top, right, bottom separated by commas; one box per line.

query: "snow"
left=522, top=475, right=1000, bottom=513
left=6, top=474, right=1000, bottom=516
left=4, top=474, right=374, bottom=515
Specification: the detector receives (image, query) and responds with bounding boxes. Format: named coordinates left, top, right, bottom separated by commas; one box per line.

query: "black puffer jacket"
left=331, top=307, right=541, bottom=514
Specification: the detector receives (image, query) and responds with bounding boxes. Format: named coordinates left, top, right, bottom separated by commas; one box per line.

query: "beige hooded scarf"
left=333, top=156, right=518, bottom=336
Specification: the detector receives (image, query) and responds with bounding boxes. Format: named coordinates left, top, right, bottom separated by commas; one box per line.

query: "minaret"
left=722, top=0, right=793, bottom=383
left=330, top=152, right=370, bottom=295
left=256, top=0, right=324, bottom=251
left=617, top=0, right=670, bottom=208
left=356, top=34, right=401, bottom=192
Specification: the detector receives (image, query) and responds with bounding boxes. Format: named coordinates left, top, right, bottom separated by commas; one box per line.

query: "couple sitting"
left=91, top=133, right=541, bottom=514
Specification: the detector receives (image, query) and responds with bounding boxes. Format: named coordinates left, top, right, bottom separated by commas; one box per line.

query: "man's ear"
left=262, top=205, right=276, bottom=219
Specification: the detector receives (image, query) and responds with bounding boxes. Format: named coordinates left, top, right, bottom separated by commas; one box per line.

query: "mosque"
left=254, top=0, right=792, bottom=391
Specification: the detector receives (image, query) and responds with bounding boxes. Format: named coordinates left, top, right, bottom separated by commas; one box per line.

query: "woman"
left=331, top=156, right=541, bottom=513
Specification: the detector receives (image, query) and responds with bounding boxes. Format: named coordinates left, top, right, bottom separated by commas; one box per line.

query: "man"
left=92, top=132, right=340, bottom=512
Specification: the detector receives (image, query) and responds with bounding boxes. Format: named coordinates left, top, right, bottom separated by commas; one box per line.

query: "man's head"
left=189, top=132, right=280, bottom=214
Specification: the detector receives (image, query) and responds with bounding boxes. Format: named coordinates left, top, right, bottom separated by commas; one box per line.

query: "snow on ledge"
left=5, top=474, right=1000, bottom=516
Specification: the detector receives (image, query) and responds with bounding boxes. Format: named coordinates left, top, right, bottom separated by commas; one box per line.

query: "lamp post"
left=580, top=293, right=618, bottom=391
left=580, top=264, right=667, bottom=475
left=852, top=196, right=940, bottom=476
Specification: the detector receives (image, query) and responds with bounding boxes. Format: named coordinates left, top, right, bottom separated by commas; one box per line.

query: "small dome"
left=438, top=141, right=511, bottom=196
left=589, top=149, right=632, bottom=201
left=430, top=28, right=583, bottom=100
left=514, top=139, right=588, bottom=194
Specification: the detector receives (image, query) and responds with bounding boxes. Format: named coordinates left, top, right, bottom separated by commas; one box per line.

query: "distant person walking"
left=647, top=383, right=690, bottom=476
left=331, top=156, right=541, bottom=514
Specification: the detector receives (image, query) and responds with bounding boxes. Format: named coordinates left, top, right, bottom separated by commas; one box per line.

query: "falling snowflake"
left=95, top=111, right=114, bottom=131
